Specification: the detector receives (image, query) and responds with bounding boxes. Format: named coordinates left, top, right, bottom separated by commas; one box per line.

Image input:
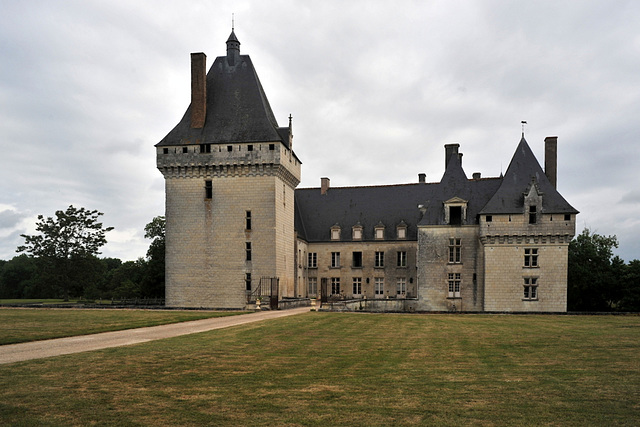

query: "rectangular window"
left=524, top=248, right=539, bottom=267
left=200, top=143, right=211, bottom=153
left=375, top=228, right=385, bottom=239
left=245, top=211, right=252, bottom=230
left=331, top=228, right=340, bottom=240
left=182, top=147, right=188, bottom=153
left=353, top=228, right=362, bottom=240
left=331, top=252, right=341, bottom=268
left=564, top=214, right=571, bottom=221
left=396, top=278, right=406, bottom=295
left=308, top=252, right=317, bottom=268
left=248, top=144, right=254, bottom=152
left=308, top=277, right=317, bottom=296
left=163, top=147, right=169, bottom=154
left=352, top=252, right=363, bottom=268
left=375, top=251, right=384, bottom=268
left=245, top=273, right=252, bottom=291
left=205, top=180, right=212, bottom=199
left=449, top=238, right=461, bottom=263
left=524, top=278, right=538, bottom=300
left=269, top=143, right=275, bottom=151
left=486, top=215, right=492, bottom=222
left=450, top=206, right=462, bottom=225
left=352, top=277, right=362, bottom=295
left=245, top=242, right=252, bottom=261
left=375, top=278, right=384, bottom=296
left=397, top=251, right=407, bottom=267
left=529, top=205, right=537, bottom=224
left=397, top=227, right=406, bottom=239
left=331, top=277, right=340, bottom=295
left=448, top=273, right=461, bottom=298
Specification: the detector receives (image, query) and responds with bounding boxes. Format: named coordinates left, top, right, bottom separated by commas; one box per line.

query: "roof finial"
left=232, top=13, right=234, bottom=31
left=288, top=113, right=293, bottom=128
left=521, top=120, right=527, bottom=137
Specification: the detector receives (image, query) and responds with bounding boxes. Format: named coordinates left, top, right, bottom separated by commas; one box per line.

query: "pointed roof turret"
left=480, top=136, right=578, bottom=214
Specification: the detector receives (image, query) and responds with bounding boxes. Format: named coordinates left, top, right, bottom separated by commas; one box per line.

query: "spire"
left=226, top=29, right=240, bottom=65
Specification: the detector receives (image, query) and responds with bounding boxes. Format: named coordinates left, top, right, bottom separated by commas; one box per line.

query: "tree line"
left=0, top=206, right=164, bottom=301
left=0, top=206, right=638, bottom=311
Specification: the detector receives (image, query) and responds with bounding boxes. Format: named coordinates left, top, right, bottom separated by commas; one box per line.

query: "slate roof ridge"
left=296, top=181, right=438, bottom=192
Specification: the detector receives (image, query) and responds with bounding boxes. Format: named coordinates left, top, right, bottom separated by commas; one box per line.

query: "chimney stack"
left=418, top=173, right=426, bottom=183
left=444, top=143, right=460, bottom=169
left=321, top=177, right=330, bottom=195
left=473, top=172, right=481, bottom=180
left=190, top=52, right=207, bottom=129
left=545, top=136, right=558, bottom=189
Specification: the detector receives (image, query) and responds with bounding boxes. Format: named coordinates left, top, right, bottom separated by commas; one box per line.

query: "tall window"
left=331, top=252, right=341, bottom=268
left=396, top=278, right=406, bottom=295
left=205, top=180, right=212, bottom=199
left=375, top=251, right=384, bottom=268
left=245, top=242, right=252, bottom=261
left=397, top=251, right=407, bottom=267
left=524, top=248, right=538, bottom=267
left=245, top=273, right=252, bottom=291
left=375, top=278, right=384, bottom=296
left=524, top=277, right=538, bottom=300
left=308, top=277, right=317, bottom=296
left=308, top=252, right=317, bottom=268
left=449, top=238, right=461, bottom=264
left=245, top=211, right=252, bottom=230
left=449, top=206, right=462, bottom=225
left=448, top=273, right=461, bottom=298
left=331, top=277, right=340, bottom=295
left=352, top=252, right=363, bottom=268
left=529, top=205, right=537, bottom=224
left=352, top=277, right=362, bottom=295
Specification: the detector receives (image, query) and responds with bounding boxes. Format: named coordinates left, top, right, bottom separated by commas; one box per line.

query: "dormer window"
left=331, top=224, right=341, bottom=241
left=397, top=222, right=408, bottom=240
left=529, top=205, right=537, bottom=224
left=352, top=224, right=363, bottom=241
left=374, top=222, right=385, bottom=240
left=444, top=197, right=468, bottom=226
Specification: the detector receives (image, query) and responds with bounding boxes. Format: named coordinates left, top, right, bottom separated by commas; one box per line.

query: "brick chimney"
left=190, top=52, right=207, bottom=129
left=545, top=136, right=558, bottom=189
left=418, top=173, right=426, bottom=183
left=444, top=143, right=460, bottom=169
left=321, top=177, right=330, bottom=195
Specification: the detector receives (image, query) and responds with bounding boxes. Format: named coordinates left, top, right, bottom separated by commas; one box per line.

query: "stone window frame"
left=331, top=252, right=341, bottom=268
left=444, top=197, right=468, bottom=226
left=245, top=242, right=252, bottom=262
left=374, top=251, right=385, bottom=268
left=449, top=238, right=462, bottom=264
left=396, top=222, right=408, bottom=240
left=352, top=277, right=362, bottom=295
left=308, top=277, right=318, bottom=296
left=523, top=277, right=539, bottom=300
left=524, top=248, right=539, bottom=268
left=396, top=277, right=407, bottom=295
left=352, top=251, right=363, bottom=268
left=448, top=273, right=461, bottom=298
left=352, top=223, right=363, bottom=241
left=374, top=277, right=384, bottom=296
left=397, top=251, right=407, bottom=268
left=331, top=224, right=341, bottom=241
left=308, top=252, right=317, bottom=268
left=374, top=222, right=385, bottom=240
left=331, top=277, right=341, bottom=295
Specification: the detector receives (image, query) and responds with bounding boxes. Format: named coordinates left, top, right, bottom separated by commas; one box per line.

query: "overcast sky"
left=1, top=0, right=639, bottom=262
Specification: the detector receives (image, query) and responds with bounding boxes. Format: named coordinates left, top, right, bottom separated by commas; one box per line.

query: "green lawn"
left=0, top=308, right=247, bottom=345
left=0, top=313, right=638, bottom=426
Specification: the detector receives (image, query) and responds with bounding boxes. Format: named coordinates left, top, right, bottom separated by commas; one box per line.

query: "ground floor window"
left=375, top=278, right=384, bottom=296
left=396, top=278, right=406, bottom=295
left=308, top=277, right=317, bottom=296
left=524, top=278, right=538, bottom=300
left=352, top=277, right=362, bottom=295
left=331, top=277, right=341, bottom=295
left=448, top=273, right=461, bottom=298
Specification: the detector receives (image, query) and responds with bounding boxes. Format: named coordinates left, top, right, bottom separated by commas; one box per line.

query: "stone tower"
left=156, top=31, right=301, bottom=308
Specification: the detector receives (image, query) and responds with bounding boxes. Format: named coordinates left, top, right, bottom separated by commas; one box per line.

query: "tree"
left=141, top=216, right=165, bottom=298
left=17, top=205, right=114, bottom=300
left=568, top=228, right=620, bottom=311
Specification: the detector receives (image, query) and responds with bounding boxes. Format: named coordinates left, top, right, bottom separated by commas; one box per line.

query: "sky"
left=1, top=0, right=639, bottom=262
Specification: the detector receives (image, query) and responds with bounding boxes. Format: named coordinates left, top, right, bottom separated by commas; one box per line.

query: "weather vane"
left=232, top=13, right=234, bottom=31
left=521, top=120, right=527, bottom=136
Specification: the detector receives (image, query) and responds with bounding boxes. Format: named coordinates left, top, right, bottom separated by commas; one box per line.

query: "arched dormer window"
left=524, top=180, right=543, bottom=225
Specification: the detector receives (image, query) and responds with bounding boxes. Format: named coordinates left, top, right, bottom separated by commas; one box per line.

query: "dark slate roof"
left=157, top=35, right=288, bottom=147
left=294, top=176, right=502, bottom=243
left=479, top=137, right=578, bottom=214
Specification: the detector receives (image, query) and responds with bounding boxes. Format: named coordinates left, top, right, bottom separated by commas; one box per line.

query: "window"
left=524, top=248, right=538, bottom=267
left=449, top=238, right=461, bottom=264
left=227, top=145, right=233, bottom=152
left=200, top=143, right=211, bottom=153
left=529, top=205, right=537, bottom=224
left=163, top=147, right=169, bottom=154
left=331, top=278, right=340, bottom=295
left=352, top=225, right=363, bottom=240
left=448, top=273, right=461, bottom=298
left=524, top=278, right=538, bottom=300
left=308, top=252, right=317, bottom=268
left=352, top=277, right=362, bottom=295
left=564, top=214, right=571, bottom=221
left=331, top=226, right=341, bottom=241
left=397, top=251, right=407, bottom=267
left=331, top=252, right=341, bottom=268
left=308, top=277, right=317, bottom=296
left=397, top=227, right=406, bottom=239
left=205, top=180, right=212, bottom=199
left=375, top=251, right=384, bottom=268
left=352, top=252, right=363, bottom=268
left=245, top=273, right=252, bottom=291
left=449, top=206, right=462, bottom=226
left=269, top=143, right=275, bottom=151
left=486, top=215, right=492, bottom=222
left=245, top=211, right=252, bottom=230
left=248, top=144, right=253, bottom=152
left=397, top=278, right=406, bottom=295
left=245, top=242, right=252, bottom=261
left=375, top=278, right=384, bottom=296
left=182, top=147, right=188, bottom=153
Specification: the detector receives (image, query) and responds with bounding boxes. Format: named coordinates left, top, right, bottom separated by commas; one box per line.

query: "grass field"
left=0, top=312, right=638, bottom=426
left=0, top=308, right=246, bottom=345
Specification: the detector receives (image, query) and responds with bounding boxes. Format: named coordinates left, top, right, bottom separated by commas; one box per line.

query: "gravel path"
left=0, top=307, right=310, bottom=365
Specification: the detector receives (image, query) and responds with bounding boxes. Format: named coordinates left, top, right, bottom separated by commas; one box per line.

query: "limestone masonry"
left=156, top=31, right=578, bottom=312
